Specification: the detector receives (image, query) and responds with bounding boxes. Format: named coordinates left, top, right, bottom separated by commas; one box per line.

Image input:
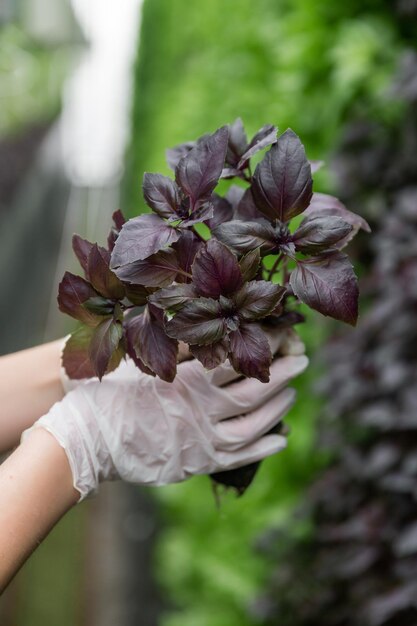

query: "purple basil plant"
left=58, top=120, right=369, bottom=492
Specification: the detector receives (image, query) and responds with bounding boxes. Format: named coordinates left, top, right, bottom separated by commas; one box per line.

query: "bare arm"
left=0, top=428, right=79, bottom=593
left=0, top=340, right=65, bottom=454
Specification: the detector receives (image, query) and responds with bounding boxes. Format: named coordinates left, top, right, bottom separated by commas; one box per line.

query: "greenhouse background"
left=0, top=0, right=416, bottom=624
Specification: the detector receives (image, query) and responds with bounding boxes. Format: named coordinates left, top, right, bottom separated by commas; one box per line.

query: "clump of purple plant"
left=58, top=120, right=369, bottom=491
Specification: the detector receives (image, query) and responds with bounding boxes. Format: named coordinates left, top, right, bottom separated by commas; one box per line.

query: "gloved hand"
left=25, top=346, right=308, bottom=501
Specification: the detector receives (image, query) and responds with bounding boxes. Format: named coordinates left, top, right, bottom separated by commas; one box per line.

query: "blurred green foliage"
left=0, top=24, right=69, bottom=135
left=122, top=0, right=400, bottom=216
left=123, top=1, right=404, bottom=625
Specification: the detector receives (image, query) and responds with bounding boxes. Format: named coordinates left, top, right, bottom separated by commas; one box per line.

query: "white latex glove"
left=24, top=351, right=308, bottom=501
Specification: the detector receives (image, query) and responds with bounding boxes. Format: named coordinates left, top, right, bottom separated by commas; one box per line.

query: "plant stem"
left=282, top=256, right=290, bottom=286
left=247, top=163, right=253, bottom=181
left=267, top=253, right=284, bottom=281
left=176, top=268, right=193, bottom=280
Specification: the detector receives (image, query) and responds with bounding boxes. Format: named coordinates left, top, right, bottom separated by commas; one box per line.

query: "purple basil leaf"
left=226, top=118, right=248, bottom=167
left=266, top=310, right=305, bottom=329
left=239, top=248, right=261, bottom=282
left=220, top=166, right=243, bottom=179
left=235, top=187, right=264, bottom=221
left=229, top=323, right=272, bottom=382
left=72, top=235, right=95, bottom=279
left=142, top=173, right=181, bottom=218
left=179, top=200, right=214, bottom=226
left=192, top=238, right=243, bottom=298
left=124, top=314, right=156, bottom=376
left=124, top=284, right=152, bottom=306
left=172, top=230, right=203, bottom=279
left=213, top=219, right=278, bottom=256
left=112, top=249, right=179, bottom=288
left=205, top=193, right=234, bottom=229
left=166, top=140, right=196, bottom=171
left=58, top=271, right=101, bottom=327
left=166, top=297, right=227, bottom=345
left=88, top=244, right=125, bottom=299
left=290, top=251, right=359, bottom=325
left=149, top=283, right=198, bottom=311
left=252, top=128, right=313, bottom=222
left=235, top=280, right=286, bottom=320
left=304, top=192, right=371, bottom=248
left=292, top=215, right=354, bottom=254
left=190, top=337, right=230, bottom=369
left=237, top=124, right=277, bottom=169
left=89, top=318, right=123, bottom=380
left=309, top=159, right=324, bottom=174
left=175, top=126, right=229, bottom=210
left=112, top=209, right=126, bottom=230
left=107, top=209, right=127, bottom=251
left=124, top=306, right=178, bottom=382
left=83, top=296, right=115, bottom=315
left=111, top=213, right=180, bottom=267
left=62, top=327, right=97, bottom=380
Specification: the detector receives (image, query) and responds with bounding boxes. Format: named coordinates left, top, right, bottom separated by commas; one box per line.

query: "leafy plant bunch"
left=58, top=120, right=369, bottom=489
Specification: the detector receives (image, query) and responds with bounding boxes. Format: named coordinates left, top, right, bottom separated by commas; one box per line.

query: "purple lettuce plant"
left=58, top=120, right=369, bottom=492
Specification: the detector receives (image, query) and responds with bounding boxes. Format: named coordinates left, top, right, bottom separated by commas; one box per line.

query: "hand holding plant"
left=58, top=119, right=369, bottom=492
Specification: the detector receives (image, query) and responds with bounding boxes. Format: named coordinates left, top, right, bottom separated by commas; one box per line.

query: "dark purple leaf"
left=226, top=118, right=248, bottom=167
left=292, top=216, right=354, bottom=253
left=229, top=324, right=272, bottom=382
left=213, top=219, right=278, bottom=256
left=205, top=193, right=233, bottom=229
left=89, top=318, right=123, bottom=380
left=124, top=314, right=155, bottom=376
left=175, top=126, right=229, bottom=210
left=252, top=129, right=313, bottom=222
left=235, top=281, right=286, bottom=320
left=266, top=310, right=305, bottom=329
left=166, top=140, right=196, bottom=171
left=72, top=235, right=95, bottom=279
left=190, top=337, right=230, bottom=369
left=172, top=230, right=203, bottom=278
left=221, top=166, right=243, bottom=179
left=110, top=213, right=180, bottom=267
left=304, top=192, right=371, bottom=248
left=239, top=248, right=261, bottom=282
left=142, top=173, right=180, bottom=218
left=124, top=284, right=152, bottom=306
left=290, top=252, right=359, bottom=325
left=192, top=238, right=243, bottom=298
left=149, top=283, right=198, bottom=311
left=62, top=327, right=97, bottom=380
left=179, top=200, right=214, bottom=226
left=58, top=272, right=101, bottom=326
left=124, top=306, right=178, bottom=382
left=238, top=124, right=277, bottom=169
left=112, top=209, right=126, bottom=230
left=235, top=187, right=264, bottom=221
left=112, top=249, right=179, bottom=287
left=88, top=244, right=125, bottom=299
left=166, top=297, right=227, bottom=345
left=83, top=296, right=115, bottom=315
left=107, top=209, right=127, bottom=251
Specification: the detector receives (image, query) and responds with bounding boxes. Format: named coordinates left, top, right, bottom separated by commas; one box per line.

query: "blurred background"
left=1, top=0, right=416, bottom=624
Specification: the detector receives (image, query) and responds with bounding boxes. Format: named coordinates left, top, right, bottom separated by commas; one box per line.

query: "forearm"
left=0, top=428, right=79, bottom=593
left=0, top=340, right=65, bottom=453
